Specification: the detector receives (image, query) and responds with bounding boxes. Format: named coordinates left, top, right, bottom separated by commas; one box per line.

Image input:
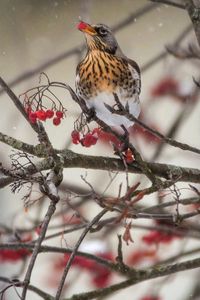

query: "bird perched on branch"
left=76, top=21, right=141, bottom=131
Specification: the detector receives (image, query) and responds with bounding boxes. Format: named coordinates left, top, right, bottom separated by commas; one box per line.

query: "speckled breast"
left=76, top=50, right=136, bottom=100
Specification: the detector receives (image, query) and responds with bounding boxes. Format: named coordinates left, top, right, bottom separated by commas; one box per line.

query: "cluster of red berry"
left=128, top=249, right=157, bottom=265
left=0, top=234, right=32, bottom=263
left=27, top=109, right=64, bottom=125
left=71, top=129, right=135, bottom=163
left=140, top=296, right=161, bottom=300
left=124, top=148, right=134, bottom=163
left=71, top=128, right=100, bottom=147
left=56, top=252, right=113, bottom=288
left=142, top=219, right=182, bottom=245
left=0, top=248, right=31, bottom=262
left=151, top=77, right=179, bottom=97
left=142, top=230, right=180, bottom=245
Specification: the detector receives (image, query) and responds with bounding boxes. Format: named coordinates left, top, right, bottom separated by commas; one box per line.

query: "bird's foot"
left=124, top=148, right=135, bottom=164
left=86, top=107, right=96, bottom=123
left=113, top=126, right=135, bottom=164
left=119, top=125, right=130, bottom=152
left=114, top=145, right=135, bottom=165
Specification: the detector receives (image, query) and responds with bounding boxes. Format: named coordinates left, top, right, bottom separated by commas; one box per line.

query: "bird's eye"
left=98, top=27, right=108, bottom=36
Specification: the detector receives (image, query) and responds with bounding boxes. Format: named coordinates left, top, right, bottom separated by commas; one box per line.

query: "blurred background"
left=1, top=0, right=200, bottom=299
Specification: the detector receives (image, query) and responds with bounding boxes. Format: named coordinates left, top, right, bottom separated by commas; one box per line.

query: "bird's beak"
left=77, top=21, right=96, bottom=36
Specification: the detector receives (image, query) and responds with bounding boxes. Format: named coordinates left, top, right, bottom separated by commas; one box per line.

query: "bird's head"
left=77, top=21, right=118, bottom=54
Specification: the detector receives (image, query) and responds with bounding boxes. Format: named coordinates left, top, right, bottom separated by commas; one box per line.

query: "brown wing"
left=125, top=58, right=141, bottom=95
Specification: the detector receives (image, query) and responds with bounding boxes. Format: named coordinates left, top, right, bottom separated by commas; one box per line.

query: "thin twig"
left=21, top=181, right=60, bottom=300
left=0, top=276, right=54, bottom=300
left=141, top=24, right=192, bottom=72
left=150, top=0, right=185, bottom=9
left=116, top=235, right=124, bottom=264
left=106, top=99, right=200, bottom=156
left=55, top=209, right=107, bottom=300
left=157, top=247, right=200, bottom=265
left=0, top=77, right=39, bottom=134
left=140, top=196, right=200, bottom=212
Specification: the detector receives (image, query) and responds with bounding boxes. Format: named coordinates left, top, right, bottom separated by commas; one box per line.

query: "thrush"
left=76, top=21, right=141, bottom=131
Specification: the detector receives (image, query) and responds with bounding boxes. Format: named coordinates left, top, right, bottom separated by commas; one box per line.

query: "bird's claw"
left=86, top=107, right=96, bottom=123
left=119, top=125, right=130, bottom=151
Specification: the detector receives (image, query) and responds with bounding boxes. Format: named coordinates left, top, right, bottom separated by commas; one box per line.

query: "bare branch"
left=0, top=77, right=39, bottom=134
left=185, top=0, right=200, bottom=47
left=21, top=175, right=60, bottom=300
left=141, top=196, right=200, bottom=212
left=0, top=131, right=43, bottom=156
left=55, top=209, right=107, bottom=300
left=150, top=0, right=186, bottom=9
left=142, top=24, right=192, bottom=71
left=0, top=276, right=54, bottom=300
left=106, top=95, right=200, bottom=156
left=1, top=149, right=200, bottom=193
left=61, top=256, right=200, bottom=300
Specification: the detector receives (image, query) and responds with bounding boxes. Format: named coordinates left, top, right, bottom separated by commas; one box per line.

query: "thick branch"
left=1, top=150, right=200, bottom=191
left=0, top=243, right=115, bottom=270
left=185, top=0, right=200, bottom=47
left=1, top=242, right=200, bottom=278
left=1, top=243, right=200, bottom=300
left=0, top=77, right=39, bottom=134
left=62, top=256, right=200, bottom=300
left=0, top=131, right=39, bottom=155
left=60, top=150, right=200, bottom=183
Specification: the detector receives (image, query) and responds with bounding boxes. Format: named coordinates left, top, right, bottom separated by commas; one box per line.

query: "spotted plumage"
left=76, top=21, right=141, bottom=129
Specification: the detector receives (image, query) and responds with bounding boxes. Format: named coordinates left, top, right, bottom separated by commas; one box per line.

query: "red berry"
left=151, top=77, right=179, bottom=97
left=0, top=249, right=31, bottom=262
left=82, top=133, right=98, bottom=147
left=98, top=131, right=120, bottom=147
left=125, top=149, right=134, bottom=163
left=142, top=230, right=180, bottom=245
left=29, top=111, right=37, bottom=124
left=92, top=128, right=101, bottom=137
left=71, top=130, right=80, bottom=144
left=46, top=109, right=54, bottom=119
left=53, top=117, right=61, bottom=126
left=141, top=297, right=161, bottom=300
left=25, top=106, right=32, bottom=114
left=36, top=110, right=47, bottom=121
left=56, top=111, right=64, bottom=118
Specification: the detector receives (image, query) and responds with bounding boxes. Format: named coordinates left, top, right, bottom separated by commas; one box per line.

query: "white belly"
left=85, top=91, right=140, bottom=130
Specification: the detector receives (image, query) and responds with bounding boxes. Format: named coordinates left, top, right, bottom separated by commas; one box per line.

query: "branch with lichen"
left=0, top=12, right=199, bottom=300
left=1, top=242, right=200, bottom=300
left=60, top=256, right=200, bottom=300
left=1, top=149, right=200, bottom=190
left=0, top=4, right=200, bottom=299
left=0, top=77, right=64, bottom=299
